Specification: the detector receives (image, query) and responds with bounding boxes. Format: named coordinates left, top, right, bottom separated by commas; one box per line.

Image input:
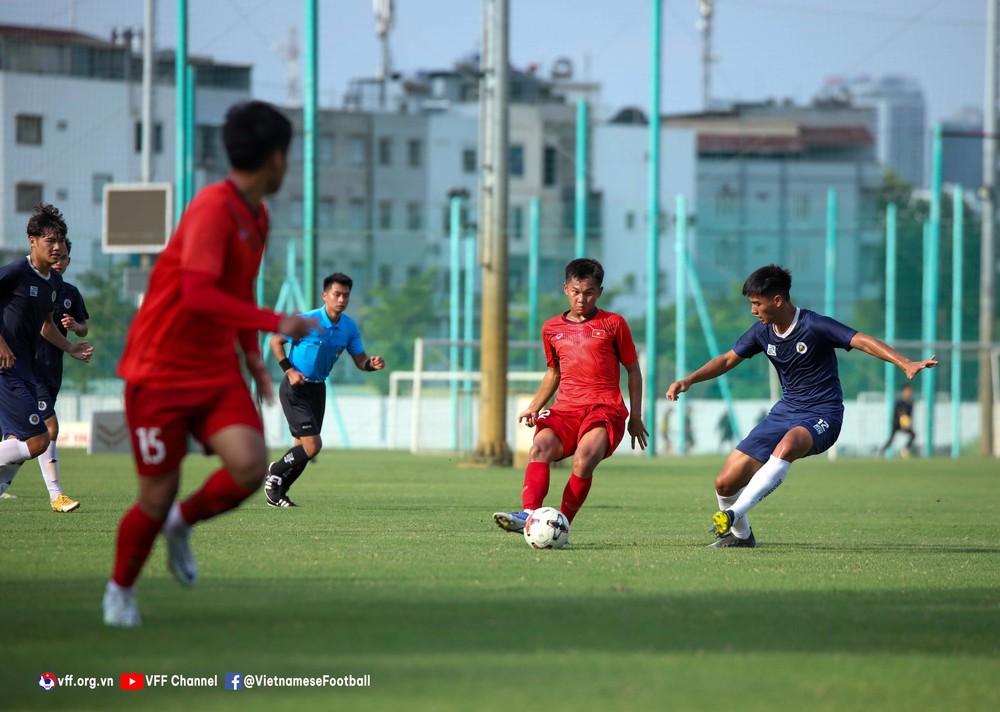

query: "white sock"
left=0, top=438, right=31, bottom=465
left=718, top=489, right=751, bottom=538
left=731, top=455, right=791, bottom=520
left=0, top=462, right=24, bottom=493
left=38, top=440, right=62, bottom=500
left=162, top=501, right=189, bottom=535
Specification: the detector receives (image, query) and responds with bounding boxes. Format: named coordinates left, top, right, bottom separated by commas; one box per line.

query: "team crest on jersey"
left=29, top=286, right=38, bottom=297
left=796, top=342, right=808, bottom=354
left=591, top=328, right=607, bottom=339
left=63, top=298, right=71, bottom=309
left=766, top=344, right=777, bottom=356
left=51, top=291, right=56, bottom=302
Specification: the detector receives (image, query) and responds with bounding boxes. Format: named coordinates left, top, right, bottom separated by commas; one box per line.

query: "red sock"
left=179, top=467, right=255, bottom=525
left=112, top=504, right=164, bottom=588
left=521, top=462, right=550, bottom=511
left=560, top=473, right=593, bottom=524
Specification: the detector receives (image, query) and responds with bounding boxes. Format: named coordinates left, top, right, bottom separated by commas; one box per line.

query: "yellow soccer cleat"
left=51, top=494, right=81, bottom=513
left=710, top=509, right=734, bottom=538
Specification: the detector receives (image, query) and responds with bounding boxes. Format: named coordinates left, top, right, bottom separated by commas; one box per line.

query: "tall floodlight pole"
left=698, top=0, right=715, bottom=109
left=141, top=0, right=155, bottom=183
left=923, top=125, right=943, bottom=458
left=980, top=0, right=998, bottom=456
left=645, top=0, right=662, bottom=457
left=303, top=0, right=318, bottom=301
left=475, top=0, right=512, bottom=465
left=575, top=98, right=588, bottom=258
left=174, top=0, right=188, bottom=221
left=374, top=0, right=394, bottom=109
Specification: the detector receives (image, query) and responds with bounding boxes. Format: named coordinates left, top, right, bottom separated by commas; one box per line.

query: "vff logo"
left=225, top=673, right=243, bottom=691
left=38, top=672, right=57, bottom=691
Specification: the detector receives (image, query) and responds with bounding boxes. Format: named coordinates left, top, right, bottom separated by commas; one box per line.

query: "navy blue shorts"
left=0, top=369, right=48, bottom=439
left=736, top=401, right=843, bottom=463
left=34, top=380, right=58, bottom=421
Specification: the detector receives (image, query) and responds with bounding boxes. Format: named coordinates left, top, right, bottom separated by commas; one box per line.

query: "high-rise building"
left=818, top=75, right=926, bottom=187
left=941, top=106, right=984, bottom=192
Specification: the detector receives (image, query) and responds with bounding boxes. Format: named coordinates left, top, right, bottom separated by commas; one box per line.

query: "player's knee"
left=528, top=441, right=557, bottom=462
left=25, top=434, right=50, bottom=459
left=303, top=439, right=322, bottom=458
left=715, top=472, right=739, bottom=496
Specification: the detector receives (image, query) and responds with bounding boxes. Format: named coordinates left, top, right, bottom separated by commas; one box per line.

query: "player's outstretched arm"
left=624, top=361, right=648, bottom=450
left=352, top=352, right=385, bottom=372
left=850, top=333, right=938, bottom=379
left=665, top=350, right=743, bottom=401
left=518, top=367, right=560, bottom=428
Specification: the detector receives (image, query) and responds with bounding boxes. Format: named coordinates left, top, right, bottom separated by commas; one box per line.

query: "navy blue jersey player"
left=0, top=205, right=93, bottom=502
left=665, top=265, right=937, bottom=547
left=33, top=239, right=90, bottom=512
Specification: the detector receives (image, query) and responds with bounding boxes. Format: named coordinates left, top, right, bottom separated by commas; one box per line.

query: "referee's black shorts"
left=278, top=377, right=326, bottom=438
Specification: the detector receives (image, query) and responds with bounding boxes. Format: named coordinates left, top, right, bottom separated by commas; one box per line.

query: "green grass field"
left=1, top=449, right=998, bottom=711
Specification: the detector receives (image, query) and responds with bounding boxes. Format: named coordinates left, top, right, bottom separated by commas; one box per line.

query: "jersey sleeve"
left=346, top=320, right=365, bottom=357
left=179, top=194, right=234, bottom=279
left=733, top=324, right=763, bottom=358
left=542, top=324, right=558, bottom=369
left=812, top=314, right=857, bottom=350
left=68, top=285, right=89, bottom=323
left=0, top=263, right=16, bottom=298
left=614, top=316, right=638, bottom=366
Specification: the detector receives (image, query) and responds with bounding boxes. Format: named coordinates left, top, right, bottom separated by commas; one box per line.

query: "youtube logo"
left=120, top=673, right=145, bottom=690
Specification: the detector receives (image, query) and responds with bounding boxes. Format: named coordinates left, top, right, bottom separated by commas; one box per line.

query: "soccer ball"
left=523, top=507, right=570, bottom=549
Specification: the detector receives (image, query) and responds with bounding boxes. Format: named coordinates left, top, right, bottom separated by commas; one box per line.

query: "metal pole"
left=528, top=197, right=540, bottom=371
left=475, top=0, right=511, bottom=465
left=675, top=194, right=687, bottom=456
left=303, top=0, right=318, bottom=301
left=980, top=0, right=998, bottom=456
left=141, top=0, right=154, bottom=183
left=923, top=124, right=943, bottom=458
left=185, top=63, right=195, bottom=205
left=645, top=0, right=662, bottom=457
left=825, top=188, right=838, bottom=319
left=174, top=0, right=187, bottom=221
left=463, top=233, right=476, bottom=452
left=884, top=203, right=898, bottom=448
left=449, top=196, right=462, bottom=451
left=575, top=98, right=588, bottom=259
left=951, top=186, right=964, bottom=458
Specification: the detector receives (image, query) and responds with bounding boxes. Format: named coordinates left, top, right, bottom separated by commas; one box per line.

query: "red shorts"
left=534, top=403, right=628, bottom=460
left=124, top=380, right=263, bottom=477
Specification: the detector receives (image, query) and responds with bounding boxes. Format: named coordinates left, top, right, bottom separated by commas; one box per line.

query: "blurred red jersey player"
left=493, top=258, right=649, bottom=541
left=103, top=101, right=318, bottom=627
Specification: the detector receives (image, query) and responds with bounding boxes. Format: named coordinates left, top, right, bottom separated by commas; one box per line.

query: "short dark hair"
left=742, top=264, right=792, bottom=300
left=64, top=238, right=73, bottom=255
left=323, top=272, right=353, bottom=291
left=26, top=204, right=67, bottom=241
left=565, top=258, right=604, bottom=287
left=222, top=101, right=292, bottom=171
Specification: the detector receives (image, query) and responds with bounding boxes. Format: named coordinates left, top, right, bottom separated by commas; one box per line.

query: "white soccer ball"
left=523, top=507, right=570, bottom=549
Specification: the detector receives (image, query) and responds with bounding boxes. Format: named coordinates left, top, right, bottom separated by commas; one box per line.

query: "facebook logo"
left=224, top=673, right=242, bottom=691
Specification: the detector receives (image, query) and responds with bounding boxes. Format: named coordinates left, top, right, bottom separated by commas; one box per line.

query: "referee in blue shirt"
left=266, top=273, right=384, bottom=507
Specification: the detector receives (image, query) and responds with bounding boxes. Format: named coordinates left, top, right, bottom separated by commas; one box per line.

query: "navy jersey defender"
left=665, top=264, right=937, bottom=548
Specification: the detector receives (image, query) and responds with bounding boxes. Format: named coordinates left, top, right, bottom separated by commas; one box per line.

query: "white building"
left=0, top=23, right=251, bottom=274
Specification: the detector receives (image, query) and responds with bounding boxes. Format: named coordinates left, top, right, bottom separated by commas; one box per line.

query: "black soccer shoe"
left=706, top=529, right=757, bottom=548
left=264, top=474, right=284, bottom=507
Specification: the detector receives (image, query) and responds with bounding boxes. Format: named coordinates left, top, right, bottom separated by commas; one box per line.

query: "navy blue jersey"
left=35, top=279, right=88, bottom=390
left=0, top=257, right=62, bottom=378
left=733, top=308, right=857, bottom=411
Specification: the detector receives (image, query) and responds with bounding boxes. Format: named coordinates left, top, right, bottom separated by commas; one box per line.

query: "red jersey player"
left=493, top=258, right=648, bottom=541
left=103, top=101, right=318, bottom=627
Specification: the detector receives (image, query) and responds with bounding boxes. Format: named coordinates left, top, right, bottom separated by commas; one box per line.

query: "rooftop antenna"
left=277, top=25, right=301, bottom=107
left=374, top=0, right=394, bottom=107
left=698, top=0, right=716, bottom=109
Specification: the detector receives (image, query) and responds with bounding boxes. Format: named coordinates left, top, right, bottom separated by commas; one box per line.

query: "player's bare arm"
left=665, top=349, right=744, bottom=400
left=352, top=352, right=385, bottom=372
left=849, top=332, right=938, bottom=379
left=269, top=330, right=307, bottom=387
left=518, top=366, right=560, bottom=428
left=41, top=314, right=92, bottom=362
left=0, top=334, right=14, bottom=369
left=61, top=313, right=88, bottom=337
left=243, top=351, right=275, bottom=405
left=625, top=361, right=648, bottom=450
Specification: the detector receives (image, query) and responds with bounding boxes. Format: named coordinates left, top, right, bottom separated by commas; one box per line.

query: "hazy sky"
left=1, top=0, right=986, bottom=126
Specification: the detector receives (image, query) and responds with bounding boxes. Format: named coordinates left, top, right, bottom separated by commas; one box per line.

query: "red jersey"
left=118, top=180, right=281, bottom=389
left=542, top=308, right=638, bottom=412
